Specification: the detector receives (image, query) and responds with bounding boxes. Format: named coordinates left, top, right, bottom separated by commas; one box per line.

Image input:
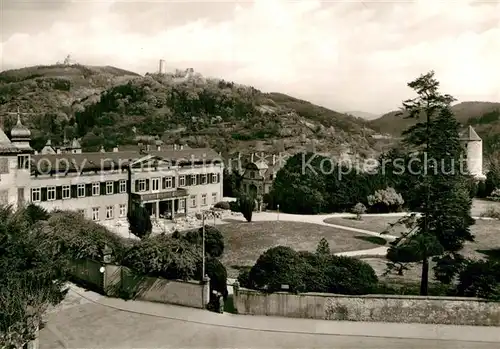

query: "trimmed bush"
left=122, top=234, right=202, bottom=280
left=127, top=205, right=152, bottom=239
left=246, top=245, right=378, bottom=295
left=351, top=202, right=366, bottom=220
left=214, top=201, right=231, bottom=210
left=184, top=225, right=224, bottom=258
left=39, top=210, right=127, bottom=261
left=248, top=246, right=308, bottom=293
left=238, top=194, right=255, bottom=222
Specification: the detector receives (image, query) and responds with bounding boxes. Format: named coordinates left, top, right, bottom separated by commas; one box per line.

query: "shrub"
left=237, top=267, right=251, bottom=288
left=324, top=255, right=378, bottom=295
left=214, top=201, right=231, bottom=210
left=315, top=238, right=330, bottom=256
left=238, top=194, right=255, bottom=222
left=456, top=260, right=500, bottom=300
left=246, top=245, right=379, bottom=295
left=183, top=225, right=224, bottom=258
left=487, top=188, right=500, bottom=202
left=127, top=205, right=152, bottom=239
left=122, top=234, right=201, bottom=280
left=195, top=257, right=228, bottom=300
left=248, top=246, right=308, bottom=293
left=23, top=204, right=50, bottom=226
left=367, top=187, right=404, bottom=213
left=229, top=200, right=240, bottom=212
left=351, top=202, right=366, bottom=220
left=39, top=210, right=127, bottom=261
left=476, top=180, right=488, bottom=198
left=480, top=206, right=500, bottom=219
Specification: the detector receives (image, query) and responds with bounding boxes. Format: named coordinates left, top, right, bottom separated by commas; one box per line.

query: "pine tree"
left=387, top=71, right=475, bottom=295
left=315, top=238, right=330, bottom=256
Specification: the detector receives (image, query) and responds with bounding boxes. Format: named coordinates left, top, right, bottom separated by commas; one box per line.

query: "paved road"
left=39, top=286, right=500, bottom=349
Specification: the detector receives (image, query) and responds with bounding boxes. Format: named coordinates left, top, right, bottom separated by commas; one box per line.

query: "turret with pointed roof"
left=460, top=125, right=485, bottom=180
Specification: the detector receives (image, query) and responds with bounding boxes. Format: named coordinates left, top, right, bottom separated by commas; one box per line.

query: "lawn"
left=323, top=199, right=500, bottom=237
left=360, top=218, right=500, bottom=284
left=217, top=221, right=384, bottom=277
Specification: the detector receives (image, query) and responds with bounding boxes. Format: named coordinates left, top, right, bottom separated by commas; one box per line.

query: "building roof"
left=460, top=126, right=482, bottom=141
left=10, top=116, right=31, bottom=139
left=0, top=127, right=25, bottom=154
left=31, top=148, right=221, bottom=174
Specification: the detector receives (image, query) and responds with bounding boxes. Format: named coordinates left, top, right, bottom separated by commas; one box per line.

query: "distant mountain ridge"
left=0, top=64, right=379, bottom=157
left=370, top=101, right=500, bottom=136
left=345, top=111, right=380, bottom=120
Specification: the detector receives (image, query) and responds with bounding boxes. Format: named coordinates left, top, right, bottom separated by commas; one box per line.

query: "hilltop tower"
left=159, top=59, right=166, bottom=74
left=461, top=126, right=486, bottom=180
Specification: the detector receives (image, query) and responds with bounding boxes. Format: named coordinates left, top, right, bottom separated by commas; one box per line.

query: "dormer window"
left=250, top=171, right=255, bottom=179
left=17, top=155, right=30, bottom=169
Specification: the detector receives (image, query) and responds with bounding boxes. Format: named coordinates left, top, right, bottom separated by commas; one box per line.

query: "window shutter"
left=135, top=180, right=139, bottom=192
left=71, top=185, right=77, bottom=198
left=162, top=177, right=166, bottom=189
left=172, top=176, right=176, bottom=188
left=114, top=181, right=119, bottom=194
left=86, top=184, right=92, bottom=196
left=209, top=173, right=213, bottom=184
left=100, top=182, right=106, bottom=195
left=56, top=186, right=63, bottom=200
left=186, top=175, right=191, bottom=186
left=217, top=173, right=220, bottom=183
left=197, top=174, right=201, bottom=185
left=41, top=188, right=47, bottom=201
left=145, top=179, right=150, bottom=191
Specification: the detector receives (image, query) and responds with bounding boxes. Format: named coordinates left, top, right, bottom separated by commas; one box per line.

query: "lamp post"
left=202, top=212, right=206, bottom=280
left=277, top=204, right=280, bottom=221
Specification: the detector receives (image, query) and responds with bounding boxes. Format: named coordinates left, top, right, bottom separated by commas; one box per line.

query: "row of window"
left=90, top=204, right=127, bottom=221
left=134, top=173, right=220, bottom=193
left=189, top=192, right=218, bottom=208
left=88, top=192, right=219, bottom=221
left=30, top=173, right=222, bottom=202
left=31, top=180, right=128, bottom=202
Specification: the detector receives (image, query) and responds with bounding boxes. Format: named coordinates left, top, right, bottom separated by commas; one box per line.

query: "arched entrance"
left=249, top=184, right=257, bottom=198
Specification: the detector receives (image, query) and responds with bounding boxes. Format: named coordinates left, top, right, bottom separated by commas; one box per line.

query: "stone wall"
left=233, top=286, right=500, bottom=326
left=71, top=259, right=210, bottom=309
left=119, top=266, right=209, bottom=309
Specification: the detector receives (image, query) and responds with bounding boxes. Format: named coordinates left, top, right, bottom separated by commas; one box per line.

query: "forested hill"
left=0, top=64, right=378, bottom=156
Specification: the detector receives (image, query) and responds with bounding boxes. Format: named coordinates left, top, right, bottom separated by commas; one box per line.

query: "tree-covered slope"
left=0, top=64, right=378, bottom=156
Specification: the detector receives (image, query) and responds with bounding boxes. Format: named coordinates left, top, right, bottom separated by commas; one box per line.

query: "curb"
left=67, top=286, right=500, bottom=343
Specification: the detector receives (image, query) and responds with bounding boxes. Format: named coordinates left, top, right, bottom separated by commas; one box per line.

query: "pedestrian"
left=218, top=291, right=224, bottom=314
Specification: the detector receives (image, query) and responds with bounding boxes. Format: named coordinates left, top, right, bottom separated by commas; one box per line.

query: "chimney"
left=34, top=150, right=39, bottom=155
left=174, top=144, right=177, bottom=150
left=273, top=154, right=276, bottom=165
left=100, top=146, right=105, bottom=153
left=113, top=147, right=118, bottom=152
left=180, top=144, right=183, bottom=150
left=157, top=145, right=161, bottom=151
left=56, top=149, right=61, bottom=154
left=251, top=153, right=254, bottom=162
left=146, top=144, right=150, bottom=151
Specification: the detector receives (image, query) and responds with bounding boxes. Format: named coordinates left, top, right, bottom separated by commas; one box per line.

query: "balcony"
left=131, top=188, right=188, bottom=202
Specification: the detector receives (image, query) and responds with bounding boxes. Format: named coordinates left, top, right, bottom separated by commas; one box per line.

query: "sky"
left=1, top=0, right=499, bottom=114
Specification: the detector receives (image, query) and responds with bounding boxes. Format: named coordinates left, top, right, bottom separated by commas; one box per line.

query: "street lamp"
left=202, top=212, right=206, bottom=280
left=277, top=204, right=280, bottom=221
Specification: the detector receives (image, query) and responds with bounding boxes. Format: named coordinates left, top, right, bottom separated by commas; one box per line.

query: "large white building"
left=0, top=115, right=224, bottom=221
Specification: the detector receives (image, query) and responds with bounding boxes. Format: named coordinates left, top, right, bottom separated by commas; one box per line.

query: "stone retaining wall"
left=233, top=285, right=500, bottom=326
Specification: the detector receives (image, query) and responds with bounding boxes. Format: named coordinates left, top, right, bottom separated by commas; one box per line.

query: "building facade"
left=461, top=125, right=486, bottom=180
left=0, top=118, right=223, bottom=222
